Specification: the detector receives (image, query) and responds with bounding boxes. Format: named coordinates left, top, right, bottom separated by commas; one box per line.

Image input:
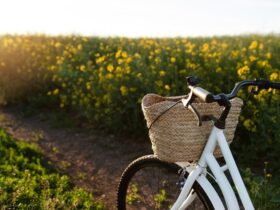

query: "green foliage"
left=126, top=184, right=140, bottom=205
left=0, top=129, right=104, bottom=209
left=154, top=189, right=167, bottom=209
left=242, top=164, right=280, bottom=210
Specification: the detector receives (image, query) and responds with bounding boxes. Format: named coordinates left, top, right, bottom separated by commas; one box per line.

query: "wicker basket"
left=142, top=93, right=243, bottom=162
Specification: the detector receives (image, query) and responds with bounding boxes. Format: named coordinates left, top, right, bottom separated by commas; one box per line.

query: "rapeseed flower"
left=96, top=56, right=105, bottom=64
left=120, top=86, right=128, bottom=96
left=270, top=72, right=278, bottom=81
left=53, top=89, right=59, bottom=95
left=115, top=50, right=122, bottom=58
left=86, top=82, right=91, bottom=90
left=77, top=44, right=83, bottom=50
left=107, top=64, right=114, bottom=72
left=266, top=53, right=271, bottom=59
left=237, top=66, right=250, bottom=77
left=121, top=51, right=128, bottom=58
left=164, top=85, right=171, bottom=91
left=170, top=57, right=176, bottom=63
left=159, top=70, right=166, bottom=77
left=249, top=41, right=258, bottom=50
left=201, top=43, right=209, bottom=52
left=80, top=65, right=86, bottom=72
left=55, top=42, right=61, bottom=48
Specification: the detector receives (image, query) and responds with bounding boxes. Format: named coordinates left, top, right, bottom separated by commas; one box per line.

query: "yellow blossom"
left=77, top=44, right=83, bottom=50
left=216, top=67, right=222, bottom=73
left=134, top=53, right=141, bottom=59
left=121, top=51, right=128, bottom=58
left=155, top=49, right=161, bottom=54
left=96, top=56, right=105, bottom=64
left=55, top=42, right=61, bottom=48
left=118, top=59, right=123, bottom=65
left=266, top=173, right=272, bottom=178
left=120, top=86, right=128, bottom=96
left=159, top=70, right=166, bottom=77
left=115, top=50, right=122, bottom=58
left=86, top=82, right=91, bottom=90
left=126, top=57, right=132, bottom=64
left=107, top=64, right=114, bottom=72
left=221, top=43, right=228, bottom=49
left=125, top=67, right=131, bottom=74
left=80, top=65, right=86, bottom=72
left=106, top=73, right=113, bottom=79
left=266, top=53, right=271, bottom=59
left=270, top=72, right=278, bottom=81
left=249, top=41, right=258, bottom=50
left=257, top=60, right=269, bottom=68
left=201, top=43, right=209, bottom=52
left=170, top=57, right=176, bottom=63
left=237, top=66, right=250, bottom=77
left=243, top=119, right=254, bottom=130
left=53, top=89, right=59, bottom=95
left=164, top=84, right=171, bottom=91
left=249, top=55, right=257, bottom=62
left=116, top=66, right=122, bottom=73
left=155, top=57, right=161, bottom=64
left=254, top=89, right=268, bottom=103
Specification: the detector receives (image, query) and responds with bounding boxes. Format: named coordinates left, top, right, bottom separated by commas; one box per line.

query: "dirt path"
left=0, top=107, right=152, bottom=209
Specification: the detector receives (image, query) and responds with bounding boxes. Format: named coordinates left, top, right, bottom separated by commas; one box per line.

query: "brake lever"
left=188, top=104, right=202, bottom=126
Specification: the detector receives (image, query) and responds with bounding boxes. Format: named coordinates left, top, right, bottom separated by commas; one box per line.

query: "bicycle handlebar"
left=187, top=77, right=280, bottom=104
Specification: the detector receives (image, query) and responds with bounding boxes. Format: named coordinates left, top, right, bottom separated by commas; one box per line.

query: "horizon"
left=0, top=32, right=279, bottom=39
left=1, top=0, right=280, bottom=37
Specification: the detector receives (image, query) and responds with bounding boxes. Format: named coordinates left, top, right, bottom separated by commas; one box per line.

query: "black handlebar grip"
left=270, top=82, right=280, bottom=89
left=192, top=87, right=215, bottom=103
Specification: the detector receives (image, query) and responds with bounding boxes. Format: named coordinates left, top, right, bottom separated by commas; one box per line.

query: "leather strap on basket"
left=148, top=99, right=214, bottom=129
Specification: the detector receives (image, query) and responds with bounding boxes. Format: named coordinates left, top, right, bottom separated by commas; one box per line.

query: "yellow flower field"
left=0, top=35, right=280, bottom=160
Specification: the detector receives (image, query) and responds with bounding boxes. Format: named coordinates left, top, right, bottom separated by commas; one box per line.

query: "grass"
left=0, top=128, right=104, bottom=210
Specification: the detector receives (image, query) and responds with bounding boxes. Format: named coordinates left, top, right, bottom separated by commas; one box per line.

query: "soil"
left=0, top=107, right=152, bottom=209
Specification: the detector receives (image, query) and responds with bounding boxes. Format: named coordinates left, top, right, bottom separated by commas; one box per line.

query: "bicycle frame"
left=171, top=126, right=255, bottom=210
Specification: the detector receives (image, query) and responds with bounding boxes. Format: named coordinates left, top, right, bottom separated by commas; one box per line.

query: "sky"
left=0, top=0, right=280, bottom=37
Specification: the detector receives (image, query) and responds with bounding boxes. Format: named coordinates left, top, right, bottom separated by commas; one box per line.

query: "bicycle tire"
left=117, top=155, right=214, bottom=210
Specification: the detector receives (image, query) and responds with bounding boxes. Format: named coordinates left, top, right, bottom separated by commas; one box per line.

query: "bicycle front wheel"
left=117, top=155, right=213, bottom=210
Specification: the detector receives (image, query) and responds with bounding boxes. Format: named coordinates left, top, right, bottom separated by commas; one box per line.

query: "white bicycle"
left=117, top=76, right=280, bottom=210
